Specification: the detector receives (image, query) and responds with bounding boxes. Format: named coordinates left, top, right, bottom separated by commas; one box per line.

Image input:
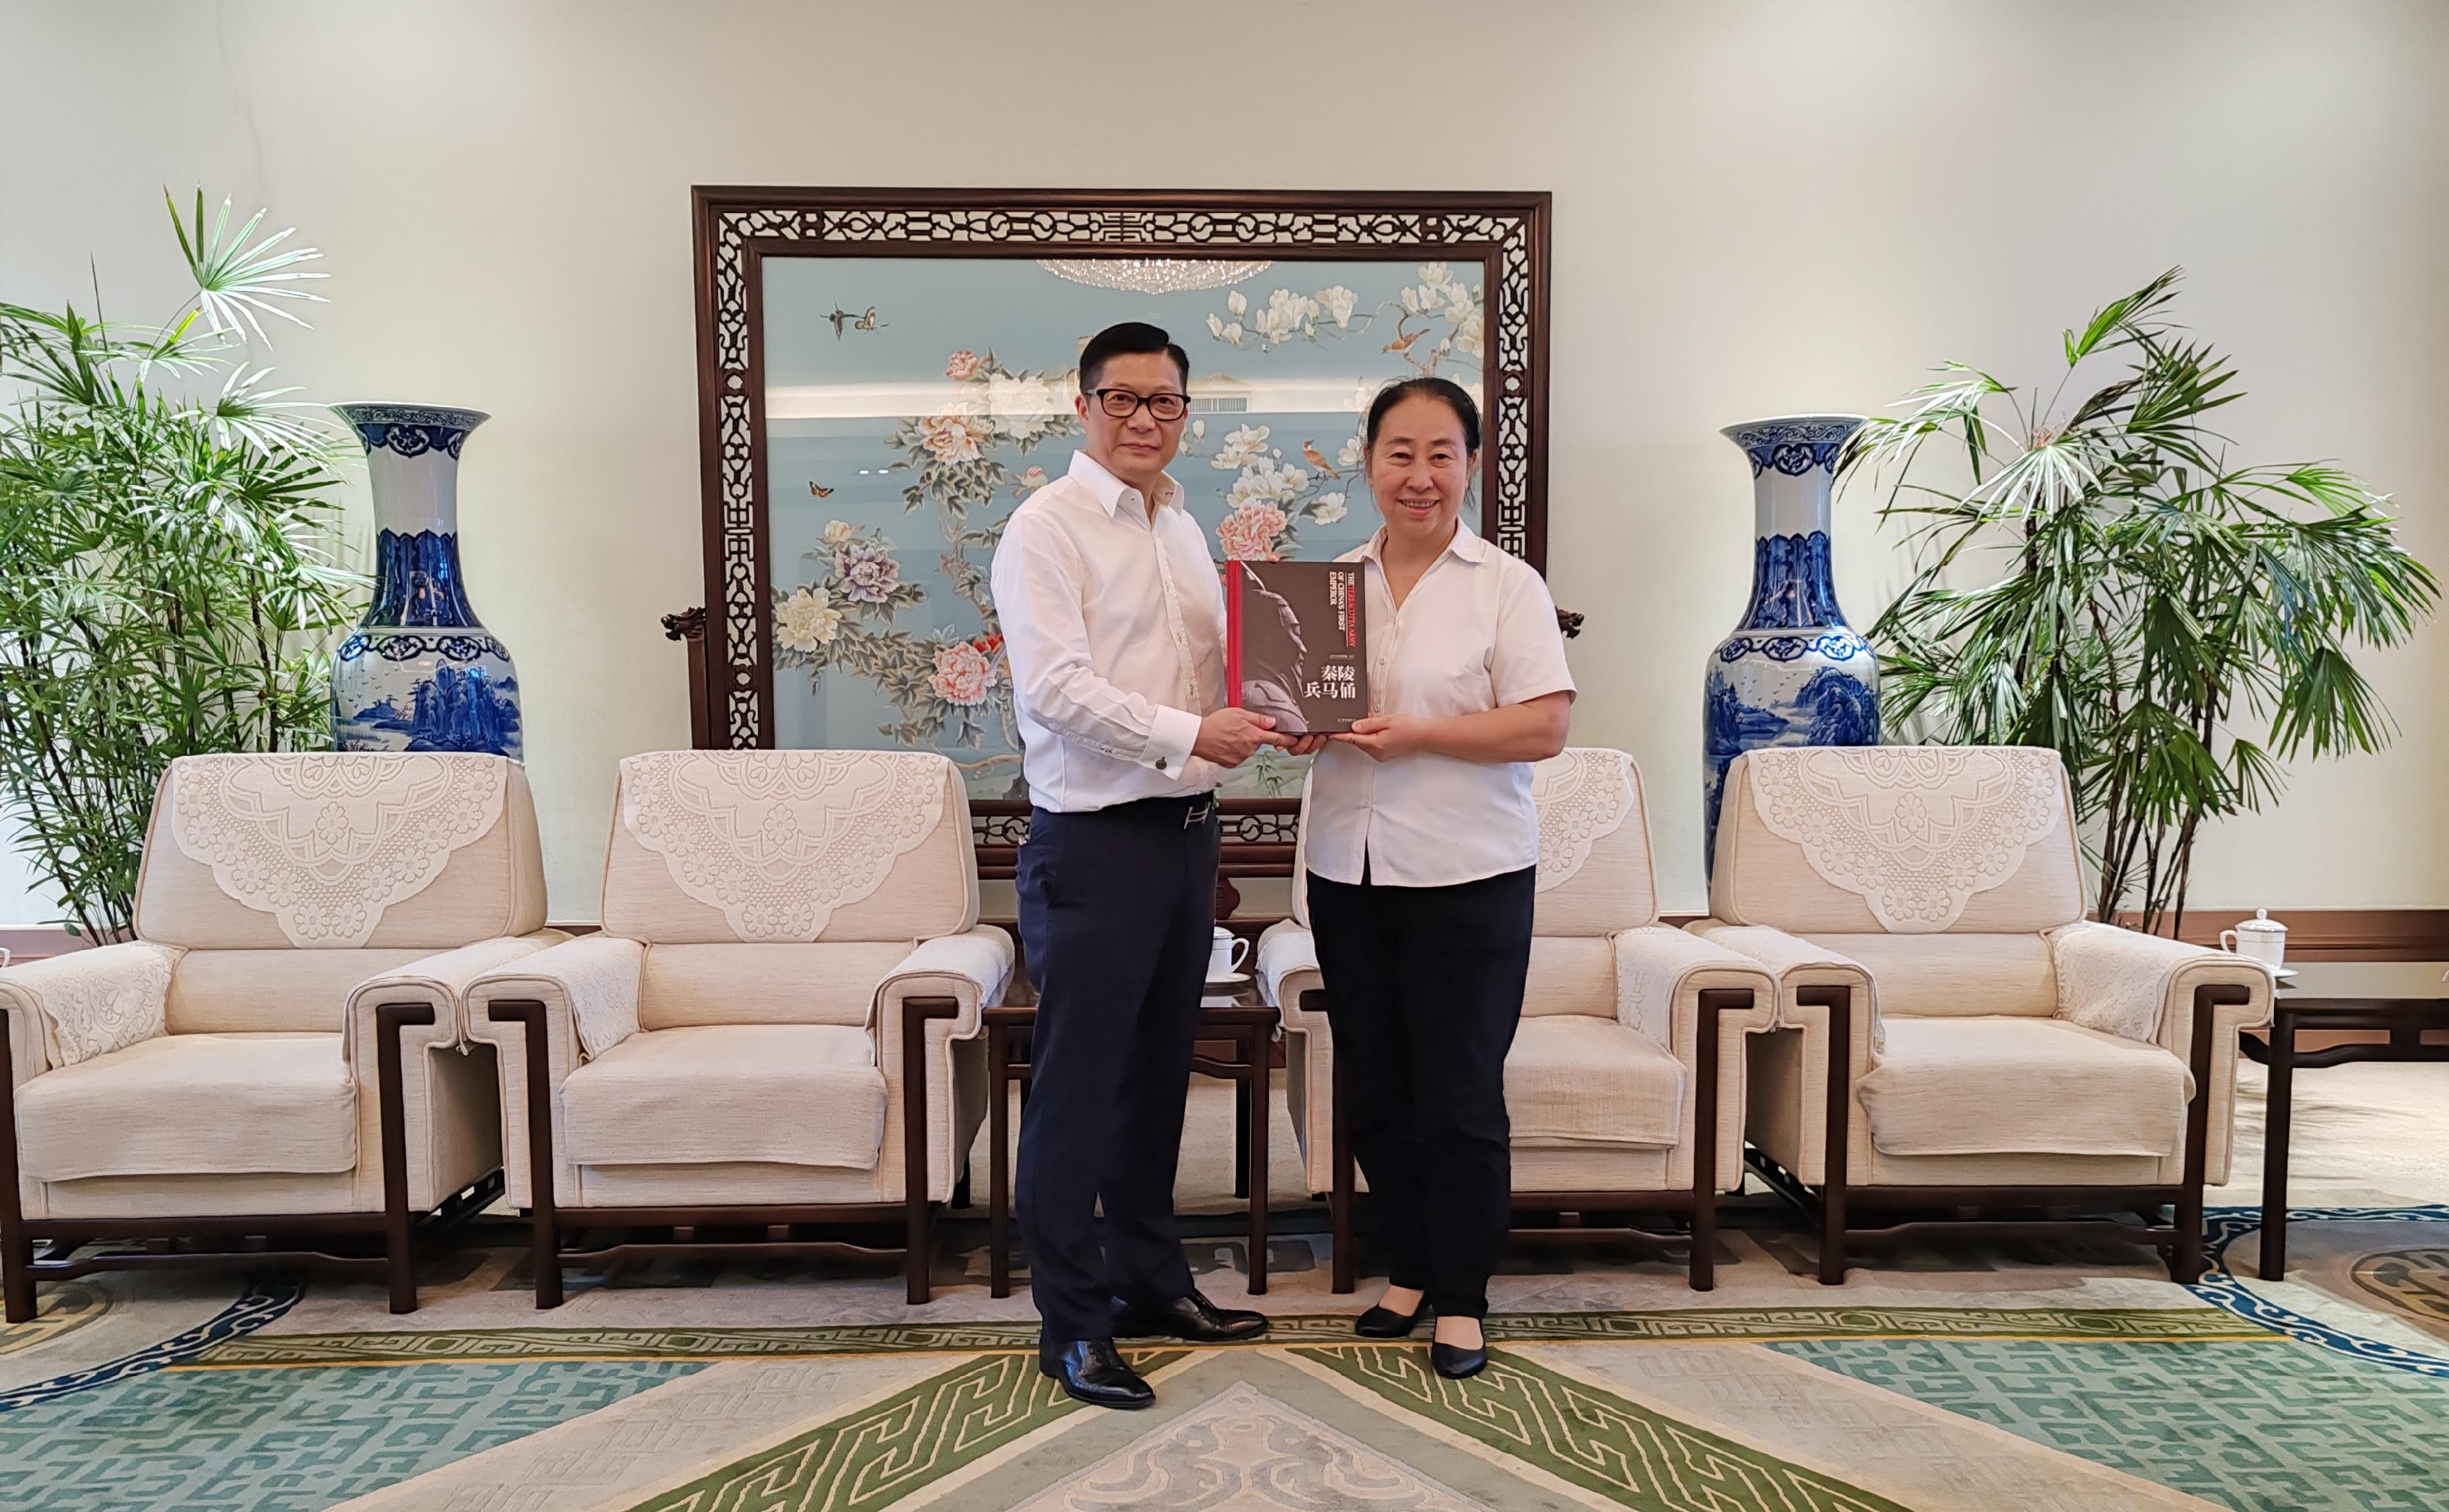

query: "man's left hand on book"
left=1192, top=707, right=1285, bottom=768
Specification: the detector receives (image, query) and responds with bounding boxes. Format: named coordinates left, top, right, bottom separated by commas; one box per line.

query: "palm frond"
left=167, top=189, right=327, bottom=346
left=1865, top=272, right=2437, bottom=927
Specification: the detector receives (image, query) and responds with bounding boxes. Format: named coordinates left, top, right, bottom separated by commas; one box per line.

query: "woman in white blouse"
left=1305, top=378, right=1575, bottom=1379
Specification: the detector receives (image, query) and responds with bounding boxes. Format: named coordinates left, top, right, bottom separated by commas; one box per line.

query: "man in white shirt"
left=989, top=322, right=1282, bottom=1409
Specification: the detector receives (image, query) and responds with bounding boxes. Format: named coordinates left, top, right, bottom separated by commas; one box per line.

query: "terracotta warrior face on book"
left=1225, top=561, right=1368, bottom=734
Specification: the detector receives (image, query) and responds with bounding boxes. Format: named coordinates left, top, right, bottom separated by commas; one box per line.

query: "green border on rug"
left=179, top=1307, right=2268, bottom=1368
left=1305, top=1342, right=1911, bottom=1511
left=616, top=1348, right=1189, bottom=1512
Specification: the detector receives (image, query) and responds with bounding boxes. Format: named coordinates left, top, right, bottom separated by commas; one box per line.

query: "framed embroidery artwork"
left=680, top=188, right=1553, bottom=876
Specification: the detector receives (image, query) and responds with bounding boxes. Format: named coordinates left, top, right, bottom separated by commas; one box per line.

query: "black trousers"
left=1015, top=795, right=1221, bottom=1347
left=1307, top=864, right=1536, bottom=1319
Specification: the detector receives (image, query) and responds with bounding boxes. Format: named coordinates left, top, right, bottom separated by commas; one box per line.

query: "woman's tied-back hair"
left=1363, top=376, right=1481, bottom=453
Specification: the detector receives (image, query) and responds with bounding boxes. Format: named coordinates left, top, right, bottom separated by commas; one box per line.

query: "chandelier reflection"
left=1035, top=258, right=1272, bottom=296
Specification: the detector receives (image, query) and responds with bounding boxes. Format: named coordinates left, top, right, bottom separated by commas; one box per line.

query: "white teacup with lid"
left=2220, top=909, right=2286, bottom=971
left=1208, top=926, right=1250, bottom=982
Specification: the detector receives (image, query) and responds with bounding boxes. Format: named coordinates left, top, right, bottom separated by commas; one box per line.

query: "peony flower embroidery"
left=836, top=539, right=902, bottom=604
left=916, top=408, right=994, bottom=465
left=1217, top=502, right=1287, bottom=561
left=819, top=518, right=858, bottom=548
left=774, top=584, right=843, bottom=651
left=929, top=640, right=994, bottom=706
left=1010, top=465, right=1049, bottom=498
left=944, top=349, right=981, bottom=380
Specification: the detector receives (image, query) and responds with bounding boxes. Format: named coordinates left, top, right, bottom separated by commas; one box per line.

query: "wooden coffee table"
left=2242, top=995, right=2449, bottom=1279
left=983, top=990, right=1279, bottom=1297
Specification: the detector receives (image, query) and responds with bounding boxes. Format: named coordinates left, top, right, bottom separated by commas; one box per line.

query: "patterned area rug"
left=7, top=1213, right=2449, bottom=1511
left=5, top=1063, right=2448, bottom=1510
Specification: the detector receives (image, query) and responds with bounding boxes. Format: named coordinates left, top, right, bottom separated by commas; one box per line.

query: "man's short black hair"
left=1079, top=321, right=1191, bottom=395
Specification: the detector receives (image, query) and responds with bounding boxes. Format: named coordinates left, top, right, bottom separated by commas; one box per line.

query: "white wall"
left=3, top=0, right=2442, bottom=923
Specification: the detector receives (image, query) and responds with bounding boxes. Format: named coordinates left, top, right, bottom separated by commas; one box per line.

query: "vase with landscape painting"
left=329, top=404, right=523, bottom=758
left=1702, top=414, right=1881, bottom=873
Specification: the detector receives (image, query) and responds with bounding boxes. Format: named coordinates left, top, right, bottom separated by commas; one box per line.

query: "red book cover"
left=1222, top=560, right=1370, bottom=734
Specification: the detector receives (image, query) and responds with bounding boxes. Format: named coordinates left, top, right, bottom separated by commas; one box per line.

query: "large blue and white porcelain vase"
left=329, top=404, right=523, bottom=758
left=1702, top=414, right=1880, bottom=872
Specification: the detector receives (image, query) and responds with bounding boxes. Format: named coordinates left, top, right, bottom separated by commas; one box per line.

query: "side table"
left=984, top=994, right=1280, bottom=1298
left=2242, top=996, right=2449, bottom=1279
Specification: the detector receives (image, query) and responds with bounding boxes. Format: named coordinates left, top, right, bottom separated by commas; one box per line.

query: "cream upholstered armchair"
left=0, top=753, right=558, bottom=1320
left=1693, top=746, right=2271, bottom=1284
left=1258, top=748, right=1776, bottom=1292
left=465, top=750, right=1010, bottom=1308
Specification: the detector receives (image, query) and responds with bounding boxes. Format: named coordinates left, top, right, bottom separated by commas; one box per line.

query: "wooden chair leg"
left=901, top=995, right=959, bottom=1306
left=1689, top=990, right=1742, bottom=1292
left=490, top=1000, right=564, bottom=1309
left=1809, top=985, right=1853, bottom=1286
left=0, top=1239, right=28, bottom=1325
left=375, top=1001, right=432, bottom=1316
left=2170, top=983, right=2240, bottom=1286
left=1818, top=1189, right=1848, bottom=1287
left=530, top=1208, right=564, bottom=1310
left=904, top=1193, right=932, bottom=1306
left=384, top=1229, right=419, bottom=1316
left=0, top=1009, right=34, bottom=1324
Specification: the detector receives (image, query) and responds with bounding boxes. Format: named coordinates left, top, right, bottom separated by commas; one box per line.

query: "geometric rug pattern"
left=1304, top=1342, right=1912, bottom=1510
left=10, top=1045, right=2449, bottom=1511
left=1779, top=1336, right=2449, bottom=1512
left=7, top=1259, right=2449, bottom=1511
left=0, top=1356, right=704, bottom=1511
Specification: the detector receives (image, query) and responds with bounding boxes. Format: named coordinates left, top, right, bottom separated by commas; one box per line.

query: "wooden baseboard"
left=0, top=927, right=88, bottom=964
left=2109, top=907, right=2449, bottom=962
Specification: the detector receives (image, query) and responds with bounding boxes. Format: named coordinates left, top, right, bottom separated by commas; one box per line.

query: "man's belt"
left=1035, top=794, right=1219, bottom=828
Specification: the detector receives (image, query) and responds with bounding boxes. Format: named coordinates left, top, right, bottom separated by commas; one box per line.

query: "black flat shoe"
left=1354, top=1301, right=1431, bottom=1339
left=1040, top=1337, right=1154, bottom=1409
left=1430, top=1341, right=1489, bottom=1379
left=1111, top=1288, right=1269, bottom=1343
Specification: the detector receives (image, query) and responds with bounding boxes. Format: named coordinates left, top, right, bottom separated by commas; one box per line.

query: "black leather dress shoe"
left=1111, top=1289, right=1269, bottom=1342
left=1354, top=1301, right=1431, bottom=1339
left=1431, top=1340, right=1490, bottom=1379
left=1040, top=1338, right=1154, bottom=1409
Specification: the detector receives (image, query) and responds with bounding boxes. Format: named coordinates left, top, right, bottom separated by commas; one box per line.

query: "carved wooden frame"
left=686, top=186, right=1554, bottom=871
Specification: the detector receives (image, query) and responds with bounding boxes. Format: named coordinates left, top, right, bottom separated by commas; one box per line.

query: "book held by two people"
left=1222, top=560, right=1370, bottom=735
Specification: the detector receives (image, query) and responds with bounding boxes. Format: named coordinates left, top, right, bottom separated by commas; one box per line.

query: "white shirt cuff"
left=1146, top=705, right=1202, bottom=779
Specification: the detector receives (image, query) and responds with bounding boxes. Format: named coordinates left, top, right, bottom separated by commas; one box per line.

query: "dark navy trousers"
left=1014, top=793, right=1221, bottom=1348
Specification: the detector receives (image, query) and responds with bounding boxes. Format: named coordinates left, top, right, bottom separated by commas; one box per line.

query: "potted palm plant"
left=0, top=193, right=362, bottom=941
left=1850, top=270, right=2437, bottom=936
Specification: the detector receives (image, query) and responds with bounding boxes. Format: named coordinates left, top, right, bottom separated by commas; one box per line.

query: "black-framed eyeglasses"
left=1090, top=387, right=1190, bottom=422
